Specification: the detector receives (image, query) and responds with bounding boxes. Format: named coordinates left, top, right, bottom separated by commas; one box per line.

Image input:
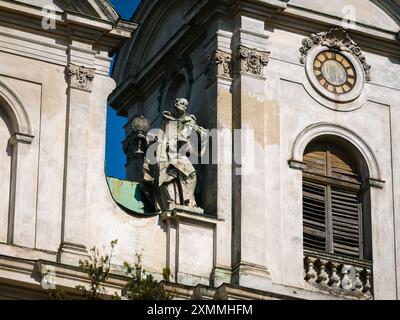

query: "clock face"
left=313, top=51, right=356, bottom=94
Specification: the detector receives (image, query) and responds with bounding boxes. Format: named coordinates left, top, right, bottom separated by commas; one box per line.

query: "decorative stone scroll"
left=205, top=49, right=233, bottom=82
left=68, top=64, right=96, bottom=91
left=235, top=45, right=270, bottom=78
left=299, top=28, right=371, bottom=81
left=123, top=115, right=151, bottom=161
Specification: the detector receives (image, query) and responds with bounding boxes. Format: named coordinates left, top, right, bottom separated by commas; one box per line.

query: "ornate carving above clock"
left=300, top=28, right=369, bottom=105
left=299, top=28, right=371, bottom=82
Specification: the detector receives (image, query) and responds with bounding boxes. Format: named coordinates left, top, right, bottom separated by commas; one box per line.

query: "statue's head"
left=174, top=98, right=189, bottom=113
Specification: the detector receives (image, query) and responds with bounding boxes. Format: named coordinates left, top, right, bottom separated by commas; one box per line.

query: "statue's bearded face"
left=174, top=98, right=188, bottom=113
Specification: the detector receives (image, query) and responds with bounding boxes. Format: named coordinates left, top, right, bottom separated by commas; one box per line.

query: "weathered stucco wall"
left=0, top=0, right=400, bottom=300
left=111, top=0, right=400, bottom=299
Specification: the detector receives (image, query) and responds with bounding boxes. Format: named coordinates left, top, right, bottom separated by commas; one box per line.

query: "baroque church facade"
left=0, top=0, right=399, bottom=300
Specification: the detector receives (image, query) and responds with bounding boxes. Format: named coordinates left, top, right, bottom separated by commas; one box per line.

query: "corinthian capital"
left=205, top=49, right=233, bottom=82
left=235, top=45, right=270, bottom=78
left=68, top=64, right=96, bottom=91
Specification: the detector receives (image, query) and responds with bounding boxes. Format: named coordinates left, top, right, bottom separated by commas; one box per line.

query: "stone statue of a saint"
left=142, top=98, right=207, bottom=212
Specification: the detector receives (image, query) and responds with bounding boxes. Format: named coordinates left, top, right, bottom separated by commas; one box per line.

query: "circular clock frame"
left=313, top=51, right=356, bottom=94
left=305, top=46, right=365, bottom=104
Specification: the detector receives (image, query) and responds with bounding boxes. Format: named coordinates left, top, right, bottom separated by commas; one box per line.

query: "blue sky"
left=106, top=0, right=141, bottom=178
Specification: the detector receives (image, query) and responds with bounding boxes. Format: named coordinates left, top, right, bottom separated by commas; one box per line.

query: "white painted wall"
left=0, top=0, right=399, bottom=300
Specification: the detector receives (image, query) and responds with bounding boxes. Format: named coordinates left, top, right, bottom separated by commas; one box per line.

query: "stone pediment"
left=15, top=0, right=120, bottom=22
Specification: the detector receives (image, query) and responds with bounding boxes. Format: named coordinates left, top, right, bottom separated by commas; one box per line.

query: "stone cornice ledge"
left=160, top=205, right=222, bottom=227
left=250, top=0, right=288, bottom=10
left=282, top=4, right=399, bottom=43
left=9, top=133, right=34, bottom=145
left=0, top=0, right=136, bottom=46
left=63, top=11, right=114, bottom=32
left=365, top=178, right=385, bottom=189
left=229, top=0, right=287, bottom=18
left=0, top=254, right=372, bottom=300
left=288, top=159, right=307, bottom=171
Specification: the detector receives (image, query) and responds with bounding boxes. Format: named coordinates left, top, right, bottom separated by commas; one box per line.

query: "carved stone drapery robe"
left=142, top=111, right=206, bottom=212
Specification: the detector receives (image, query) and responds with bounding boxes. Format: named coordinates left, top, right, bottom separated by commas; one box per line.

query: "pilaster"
left=58, top=42, right=96, bottom=264
left=231, top=15, right=272, bottom=291
left=204, top=26, right=234, bottom=286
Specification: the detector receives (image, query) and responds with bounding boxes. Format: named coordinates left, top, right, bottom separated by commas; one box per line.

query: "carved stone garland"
left=299, top=28, right=371, bottom=81
left=68, top=64, right=96, bottom=91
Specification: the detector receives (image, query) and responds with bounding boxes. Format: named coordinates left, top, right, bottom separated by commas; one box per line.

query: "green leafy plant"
left=73, top=240, right=172, bottom=300
left=47, top=288, right=66, bottom=300
left=75, top=239, right=118, bottom=300
left=122, top=252, right=172, bottom=300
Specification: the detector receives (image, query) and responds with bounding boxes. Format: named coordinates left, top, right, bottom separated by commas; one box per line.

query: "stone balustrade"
left=304, top=250, right=373, bottom=297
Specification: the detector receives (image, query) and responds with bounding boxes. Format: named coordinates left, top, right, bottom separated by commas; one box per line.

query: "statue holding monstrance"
left=141, top=98, right=207, bottom=213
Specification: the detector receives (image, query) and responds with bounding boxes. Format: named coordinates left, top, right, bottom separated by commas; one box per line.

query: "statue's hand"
left=146, top=133, right=158, bottom=144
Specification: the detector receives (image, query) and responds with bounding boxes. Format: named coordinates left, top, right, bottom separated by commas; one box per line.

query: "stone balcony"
left=304, top=250, right=373, bottom=299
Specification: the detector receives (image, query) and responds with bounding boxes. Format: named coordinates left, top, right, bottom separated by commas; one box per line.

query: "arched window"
left=0, top=82, right=33, bottom=247
left=302, top=138, right=372, bottom=261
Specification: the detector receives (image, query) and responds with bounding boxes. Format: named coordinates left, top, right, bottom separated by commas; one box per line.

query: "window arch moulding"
left=0, top=79, right=34, bottom=144
left=288, top=123, right=384, bottom=189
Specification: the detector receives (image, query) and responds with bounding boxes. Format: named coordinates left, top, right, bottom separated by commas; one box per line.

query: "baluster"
left=305, top=256, right=318, bottom=283
left=317, top=259, right=329, bottom=285
left=354, top=267, right=364, bottom=292
left=363, top=269, right=372, bottom=295
left=341, top=265, right=353, bottom=290
left=304, top=255, right=373, bottom=297
left=329, top=262, right=340, bottom=288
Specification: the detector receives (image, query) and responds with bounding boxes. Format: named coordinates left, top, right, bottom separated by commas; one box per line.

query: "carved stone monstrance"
left=123, top=116, right=151, bottom=162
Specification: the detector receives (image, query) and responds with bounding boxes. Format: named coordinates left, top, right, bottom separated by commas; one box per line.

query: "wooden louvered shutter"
left=331, top=187, right=361, bottom=258
left=303, top=181, right=326, bottom=252
left=303, top=141, right=364, bottom=259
